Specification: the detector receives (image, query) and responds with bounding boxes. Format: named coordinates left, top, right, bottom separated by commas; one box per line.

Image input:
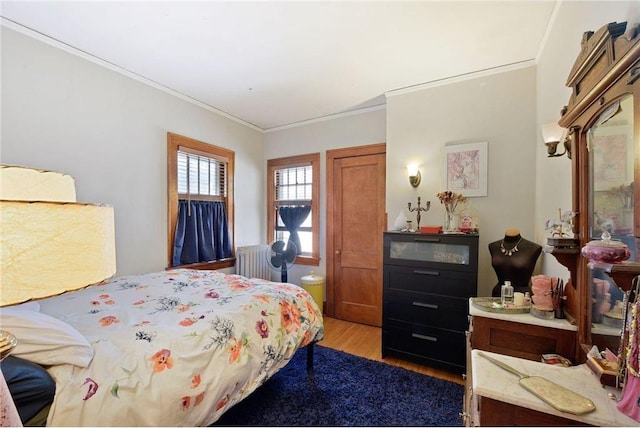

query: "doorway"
left=326, top=143, right=386, bottom=326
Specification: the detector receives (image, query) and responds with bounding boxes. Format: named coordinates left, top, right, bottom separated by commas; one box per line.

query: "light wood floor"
left=318, top=317, right=465, bottom=385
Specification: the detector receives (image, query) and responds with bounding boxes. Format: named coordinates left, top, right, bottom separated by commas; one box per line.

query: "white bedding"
left=36, top=269, right=324, bottom=426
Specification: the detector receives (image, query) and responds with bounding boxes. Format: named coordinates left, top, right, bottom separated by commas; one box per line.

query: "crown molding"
left=385, top=60, right=536, bottom=98
left=264, top=104, right=386, bottom=133
left=1, top=18, right=263, bottom=133
left=2, top=16, right=544, bottom=134
left=535, top=0, right=562, bottom=63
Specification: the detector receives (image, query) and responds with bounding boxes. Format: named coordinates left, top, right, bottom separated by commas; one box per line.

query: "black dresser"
left=382, top=232, right=478, bottom=373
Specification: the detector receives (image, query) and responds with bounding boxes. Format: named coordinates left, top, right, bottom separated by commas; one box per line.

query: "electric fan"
left=265, top=240, right=297, bottom=282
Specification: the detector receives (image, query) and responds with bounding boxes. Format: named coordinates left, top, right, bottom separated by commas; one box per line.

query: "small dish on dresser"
left=471, top=297, right=531, bottom=313
left=603, top=313, right=624, bottom=329
left=602, top=300, right=624, bottom=329
left=530, top=305, right=555, bottom=320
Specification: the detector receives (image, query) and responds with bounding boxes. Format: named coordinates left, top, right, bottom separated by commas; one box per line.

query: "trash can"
left=300, top=271, right=324, bottom=309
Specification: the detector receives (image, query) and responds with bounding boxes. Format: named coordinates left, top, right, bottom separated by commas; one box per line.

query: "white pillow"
left=0, top=307, right=94, bottom=367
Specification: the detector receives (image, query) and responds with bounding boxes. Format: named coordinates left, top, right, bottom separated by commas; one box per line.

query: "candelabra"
left=408, top=196, right=431, bottom=231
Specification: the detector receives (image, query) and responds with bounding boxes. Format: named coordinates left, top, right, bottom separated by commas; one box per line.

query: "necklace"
left=619, top=277, right=640, bottom=381
left=627, top=302, right=639, bottom=377
left=617, top=290, right=631, bottom=384
left=500, top=238, right=522, bottom=256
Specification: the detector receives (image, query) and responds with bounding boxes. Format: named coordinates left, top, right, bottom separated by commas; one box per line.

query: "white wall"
left=3, top=1, right=637, bottom=291
left=386, top=66, right=538, bottom=296
left=0, top=26, right=266, bottom=276
left=263, top=0, right=640, bottom=297
left=266, top=66, right=539, bottom=298
left=535, top=1, right=640, bottom=280
left=263, top=108, right=387, bottom=285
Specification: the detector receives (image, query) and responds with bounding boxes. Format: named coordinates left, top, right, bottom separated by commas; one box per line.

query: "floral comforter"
left=38, top=269, right=324, bottom=426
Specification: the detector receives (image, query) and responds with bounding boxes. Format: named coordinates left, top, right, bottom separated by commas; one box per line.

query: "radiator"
left=236, top=244, right=271, bottom=280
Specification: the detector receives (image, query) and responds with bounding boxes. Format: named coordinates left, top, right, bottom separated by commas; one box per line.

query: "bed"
left=2, top=268, right=324, bottom=426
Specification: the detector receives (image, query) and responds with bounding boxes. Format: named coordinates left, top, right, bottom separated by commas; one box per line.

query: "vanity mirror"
left=589, top=95, right=635, bottom=242
left=551, top=21, right=640, bottom=362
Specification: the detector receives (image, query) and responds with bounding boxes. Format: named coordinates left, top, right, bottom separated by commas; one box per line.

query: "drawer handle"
left=411, top=333, right=437, bottom=342
left=413, top=237, right=441, bottom=243
left=413, top=269, right=440, bottom=276
left=412, top=301, right=438, bottom=309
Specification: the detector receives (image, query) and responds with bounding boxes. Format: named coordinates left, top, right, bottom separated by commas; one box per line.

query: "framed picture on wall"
left=441, top=141, right=488, bottom=197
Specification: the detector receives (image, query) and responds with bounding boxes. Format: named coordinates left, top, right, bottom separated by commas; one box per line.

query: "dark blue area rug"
left=214, top=345, right=464, bottom=426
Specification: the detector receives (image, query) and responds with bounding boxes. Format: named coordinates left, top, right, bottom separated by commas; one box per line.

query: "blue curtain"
left=278, top=206, right=311, bottom=255
left=172, top=200, right=231, bottom=266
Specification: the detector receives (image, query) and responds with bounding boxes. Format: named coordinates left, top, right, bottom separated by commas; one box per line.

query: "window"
left=177, top=151, right=226, bottom=198
left=167, top=132, right=235, bottom=269
left=267, top=153, right=320, bottom=266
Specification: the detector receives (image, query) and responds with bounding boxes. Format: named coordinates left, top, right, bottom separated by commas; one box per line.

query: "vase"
left=393, top=211, right=408, bottom=231
left=622, top=209, right=633, bottom=230
left=444, top=212, right=459, bottom=232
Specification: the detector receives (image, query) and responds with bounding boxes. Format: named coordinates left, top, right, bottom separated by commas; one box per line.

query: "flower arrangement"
left=437, top=191, right=467, bottom=214
left=608, top=182, right=634, bottom=210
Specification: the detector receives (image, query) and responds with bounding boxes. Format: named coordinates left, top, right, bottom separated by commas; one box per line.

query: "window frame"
left=267, top=153, right=320, bottom=266
left=167, top=132, right=235, bottom=270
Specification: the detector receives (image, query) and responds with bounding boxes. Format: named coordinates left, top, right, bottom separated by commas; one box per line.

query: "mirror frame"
left=555, top=21, right=640, bottom=361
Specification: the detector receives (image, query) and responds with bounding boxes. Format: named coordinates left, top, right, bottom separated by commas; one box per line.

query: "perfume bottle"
left=501, top=280, right=514, bottom=305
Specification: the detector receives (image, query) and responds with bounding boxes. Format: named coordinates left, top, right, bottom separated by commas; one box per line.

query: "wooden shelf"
left=606, top=261, right=640, bottom=292
left=544, top=245, right=580, bottom=287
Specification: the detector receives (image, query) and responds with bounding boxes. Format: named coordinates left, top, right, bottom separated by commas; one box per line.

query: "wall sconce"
left=542, top=122, right=571, bottom=159
left=407, top=164, right=421, bottom=187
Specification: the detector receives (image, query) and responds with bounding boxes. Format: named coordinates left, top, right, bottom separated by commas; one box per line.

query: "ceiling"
left=0, top=1, right=558, bottom=131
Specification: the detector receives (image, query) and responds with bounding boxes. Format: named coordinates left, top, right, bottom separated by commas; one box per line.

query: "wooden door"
left=326, top=144, right=386, bottom=326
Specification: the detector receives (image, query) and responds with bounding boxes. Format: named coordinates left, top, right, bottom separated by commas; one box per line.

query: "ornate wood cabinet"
left=549, top=21, right=640, bottom=362
left=463, top=22, right=640, bottom=426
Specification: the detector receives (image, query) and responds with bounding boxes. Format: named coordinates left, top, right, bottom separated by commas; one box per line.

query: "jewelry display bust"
left=489, top=228, right=542, bottom=296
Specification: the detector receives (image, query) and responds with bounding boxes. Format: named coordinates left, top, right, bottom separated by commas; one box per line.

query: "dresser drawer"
left=384, top=264, right=476, bottom=297
left=382, top=325, right=466, bottom=369
left=384, top=293, right=468, bottom=331
left=384, top=232, right=478, bottom=273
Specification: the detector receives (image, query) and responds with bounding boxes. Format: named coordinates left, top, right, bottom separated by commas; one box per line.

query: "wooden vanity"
left=548, top=20, right=640, bottom=359
left=462, top=303, right=632, bottom=426
left=464, top=20, right=640, bottom=426
left=469, top=302, right=577, bottom=362
left=467, top=349, right=638, bottom=426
